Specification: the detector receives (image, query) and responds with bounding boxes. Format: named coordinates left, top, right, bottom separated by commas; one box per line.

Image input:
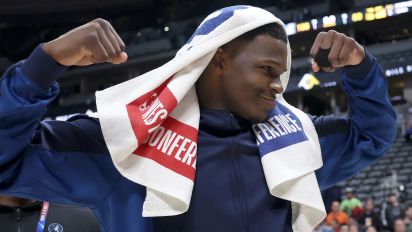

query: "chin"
left=233, top=106, right=268, bottom=123
left=246, top=113, right=267, bottom=123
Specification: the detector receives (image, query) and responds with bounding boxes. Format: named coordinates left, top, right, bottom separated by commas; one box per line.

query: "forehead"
left=226, top=34, right=288, bottom=67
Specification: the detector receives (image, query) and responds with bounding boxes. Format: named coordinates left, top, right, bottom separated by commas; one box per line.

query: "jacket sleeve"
left=312, top=50, right=396, bottom=191
left=0, top=45, right=121, bottom=209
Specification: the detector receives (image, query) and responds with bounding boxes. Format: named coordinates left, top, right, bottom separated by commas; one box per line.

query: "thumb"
left=110, top=52, right=128, bottom=64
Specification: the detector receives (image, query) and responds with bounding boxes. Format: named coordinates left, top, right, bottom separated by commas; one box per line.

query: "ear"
left=211, top=47, right=226, bottom=72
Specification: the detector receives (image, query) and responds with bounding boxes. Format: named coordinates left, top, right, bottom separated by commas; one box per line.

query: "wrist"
left=343, top=49, right=375, bottom=80
left=42, top=41, right=61, bottom=65
left=21, top=44, right=68, bottom=89
left=352, top=45, right=366, bottom=66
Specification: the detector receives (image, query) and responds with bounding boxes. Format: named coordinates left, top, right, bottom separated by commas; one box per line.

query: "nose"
left=269, top=78, right=284, bottom=95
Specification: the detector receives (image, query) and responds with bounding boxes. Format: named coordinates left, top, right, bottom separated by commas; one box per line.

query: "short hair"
left=388, top=193, right=397, bottom=197
left=235, top=23, right=288, bottom=43
left=221, top=23, right=288, bottom=54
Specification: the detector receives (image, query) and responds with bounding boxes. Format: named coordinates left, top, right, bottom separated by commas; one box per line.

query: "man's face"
left=389, top=195, right=397, bottom=205
left=365, top=199, right=374, bottom=211
left=331, top=201, right=340, bottom=212
left=406, top=207, right=412, bottom=218
left=345, top=192, right=353, bottom=199
left=349, top=225, right=359, bottom=232
left=394, top=219, right=405, bottom=232
left=219, top=34, right=287, bottom=122
left=340, top=225, right=349, bottom=232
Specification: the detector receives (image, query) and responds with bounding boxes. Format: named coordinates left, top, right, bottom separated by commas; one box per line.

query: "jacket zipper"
left=229, top=114, right=250, bottom=232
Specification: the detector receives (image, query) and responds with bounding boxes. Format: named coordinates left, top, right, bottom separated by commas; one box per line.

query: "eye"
left=261, top=66, right=272, bottom=74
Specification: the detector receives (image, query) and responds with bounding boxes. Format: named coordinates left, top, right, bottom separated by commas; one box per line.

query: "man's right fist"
left=42, top=18, right=128, bottom=66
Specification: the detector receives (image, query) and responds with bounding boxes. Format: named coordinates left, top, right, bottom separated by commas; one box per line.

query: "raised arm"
left=308, top=30, right=396, bottom=190
left=0, top=18, right=127, bottom=207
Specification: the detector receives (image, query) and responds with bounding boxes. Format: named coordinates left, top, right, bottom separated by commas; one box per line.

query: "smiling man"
left=196, top=30, right=287, bottom=122
left=0, top=6, right=395, bottom=232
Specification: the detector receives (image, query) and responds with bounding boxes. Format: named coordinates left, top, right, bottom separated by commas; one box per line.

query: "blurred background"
left=1, top=0, right=411, bottom=231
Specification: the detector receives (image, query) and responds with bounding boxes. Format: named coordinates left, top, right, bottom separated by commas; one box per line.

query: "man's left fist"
left=310, top=30, right=365, bottom=72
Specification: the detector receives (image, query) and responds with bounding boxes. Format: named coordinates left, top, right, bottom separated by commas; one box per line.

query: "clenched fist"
left=42, top=18, right=128, bottom=66
left=310, top=30, right=365, bottom=72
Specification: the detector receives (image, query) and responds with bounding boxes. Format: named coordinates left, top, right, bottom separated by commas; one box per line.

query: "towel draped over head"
left=96, top=5, right=326, bottom=231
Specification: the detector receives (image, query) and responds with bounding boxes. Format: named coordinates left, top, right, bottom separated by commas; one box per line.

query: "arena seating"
left=341, top=132, right=412, bottom=208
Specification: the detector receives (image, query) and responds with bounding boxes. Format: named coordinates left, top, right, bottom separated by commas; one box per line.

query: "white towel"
left=96, top=5, right=326, bottom=231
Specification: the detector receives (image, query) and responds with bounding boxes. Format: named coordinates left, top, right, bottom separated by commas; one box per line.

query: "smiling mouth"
left=260, top=96, right=276, bottom=108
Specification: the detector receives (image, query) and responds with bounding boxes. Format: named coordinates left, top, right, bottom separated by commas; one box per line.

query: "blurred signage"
left=298, top=73, right=320, bottom=90
left=285, top=0, right=412, bottom=35
left=385, top=64, right=412, bottom=77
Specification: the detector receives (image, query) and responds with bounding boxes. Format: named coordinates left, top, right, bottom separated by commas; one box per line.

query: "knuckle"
left=316, top=32, right=327, bottom=39
left=327, top=30, right=337, bottom=35
left=94, top=18, right=105, bottom=24
left=85, top=32, right=99, bottom=43
left=96, top=18, right=110, bottom=28
left=348, top=38, right=356, bottom=46
left=90, top=22, right=101, bottom=31
left=327, top=30, right=337, bottom=39
left=319, top=32, right=327, bottom=38
left=336, top=32, right=344, bottom=37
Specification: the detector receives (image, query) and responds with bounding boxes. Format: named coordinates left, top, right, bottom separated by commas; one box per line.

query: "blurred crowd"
left=314, top=188, right=412, bottom=232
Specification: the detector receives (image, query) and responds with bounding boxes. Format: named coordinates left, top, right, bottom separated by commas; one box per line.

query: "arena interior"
left=0, top=0, right=411, bottom=231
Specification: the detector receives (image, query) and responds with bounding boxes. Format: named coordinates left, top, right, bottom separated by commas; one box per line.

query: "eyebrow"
left=260, top=58, right=287, bottom=73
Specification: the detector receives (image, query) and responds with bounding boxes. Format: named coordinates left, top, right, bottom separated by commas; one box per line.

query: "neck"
left=0, top=195, right=36, bottom=207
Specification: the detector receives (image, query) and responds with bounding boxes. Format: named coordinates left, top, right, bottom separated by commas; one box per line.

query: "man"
left=394, top=218, right=407, bottom=232
left=0, top=6, right=396, bottom=232
left=0, top=195, right=100, bottom=231
left=340, top=187, right=363, bottom=217
left=383, top=194, right=406, bottom=231
left=404, top=206, right=412, bottom=226
left=358, top=198, right=382, bottom=231
left=349, top=224, right=359, bottom=232
left=326, top=201, right=348, bottom=226
left=365, top=226, right=378, bottom=232
left=405, top=206, right=412, bottom=232
left=340, top=225, right=350, bottom=232
left=403, top=105, right=412, bottom=142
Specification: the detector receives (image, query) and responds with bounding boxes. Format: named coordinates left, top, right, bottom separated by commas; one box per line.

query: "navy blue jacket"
left=0, top=201, right=101, bottom=232
left=0, top=46, right=396, bottom=232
